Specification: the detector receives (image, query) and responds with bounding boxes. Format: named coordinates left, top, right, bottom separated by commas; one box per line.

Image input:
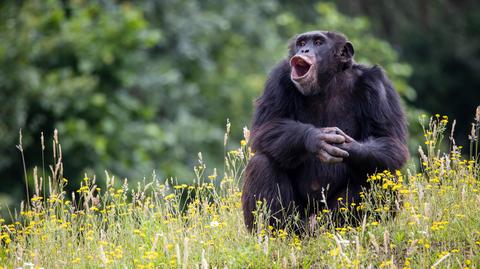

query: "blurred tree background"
left=0, top=0, right=478, bottom=207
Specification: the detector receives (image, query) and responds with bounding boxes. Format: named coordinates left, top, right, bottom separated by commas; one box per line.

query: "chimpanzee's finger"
left=321, top=142, right=349, bottom=158
left=320, top=133, right=346, bottom=144
left=318, top=150, right=343, bottom=163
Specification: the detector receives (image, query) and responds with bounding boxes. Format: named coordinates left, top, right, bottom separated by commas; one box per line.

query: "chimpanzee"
left=241, top=31, right=408, bottom=231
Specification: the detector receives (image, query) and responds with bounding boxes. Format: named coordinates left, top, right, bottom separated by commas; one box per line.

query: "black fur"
left=241, top=31, right=408, bottom=231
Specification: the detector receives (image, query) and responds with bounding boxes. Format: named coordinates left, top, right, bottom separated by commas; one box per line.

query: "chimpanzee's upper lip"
left=290, top=55, right=314, bottom=80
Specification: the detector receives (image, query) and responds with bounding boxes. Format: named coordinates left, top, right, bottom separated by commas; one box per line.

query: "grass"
left=1, top=111, right=480, bottom=268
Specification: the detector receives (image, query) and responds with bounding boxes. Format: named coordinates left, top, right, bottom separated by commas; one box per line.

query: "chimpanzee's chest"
left=298, top=94, right=361, bottom=139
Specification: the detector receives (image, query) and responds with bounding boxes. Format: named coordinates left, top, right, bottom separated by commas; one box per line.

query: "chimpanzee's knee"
left=242, top=153, right=296, bottom=231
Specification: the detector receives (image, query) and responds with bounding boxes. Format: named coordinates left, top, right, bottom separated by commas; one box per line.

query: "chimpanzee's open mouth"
left=290, top=55, right=313, bottom=80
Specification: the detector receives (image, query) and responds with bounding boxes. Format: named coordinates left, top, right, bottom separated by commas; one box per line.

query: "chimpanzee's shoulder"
left=353, top=64, right=387, bottom=83
left=352, top=64, right=392, bottom=99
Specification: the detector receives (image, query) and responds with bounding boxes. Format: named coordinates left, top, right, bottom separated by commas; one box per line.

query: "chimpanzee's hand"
left=305, top=127, right=349, bottom=163
left=336, top=133, right=363, bottom=162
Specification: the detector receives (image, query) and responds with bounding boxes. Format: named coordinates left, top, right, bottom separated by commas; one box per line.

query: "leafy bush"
left=0, top=1, right=420, bottom=206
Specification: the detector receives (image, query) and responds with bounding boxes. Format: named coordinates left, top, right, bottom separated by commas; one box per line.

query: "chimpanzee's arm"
left=341, top=66, right=409, bottom=174
left=251, top=120, right=348, bottom=168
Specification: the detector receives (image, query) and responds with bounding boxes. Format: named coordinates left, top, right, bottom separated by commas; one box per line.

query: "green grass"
left=1, top=113, right=479, bottom=269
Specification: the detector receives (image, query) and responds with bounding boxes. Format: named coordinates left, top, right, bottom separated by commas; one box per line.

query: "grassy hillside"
left=1, top=112, right=479, bottom=268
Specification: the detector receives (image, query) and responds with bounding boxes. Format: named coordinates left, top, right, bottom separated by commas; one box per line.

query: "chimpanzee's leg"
left=242, top=153, right=296, bottom=232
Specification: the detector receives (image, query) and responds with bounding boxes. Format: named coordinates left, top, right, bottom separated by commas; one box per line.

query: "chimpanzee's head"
left=288, top=31, right=354, bottom=95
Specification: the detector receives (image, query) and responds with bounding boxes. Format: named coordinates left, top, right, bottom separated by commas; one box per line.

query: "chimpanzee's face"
left=288, top=31, right=354, bottom=95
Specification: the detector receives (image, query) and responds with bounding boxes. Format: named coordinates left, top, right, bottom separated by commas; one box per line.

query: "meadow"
left=1, top=111, right=479, bottom=269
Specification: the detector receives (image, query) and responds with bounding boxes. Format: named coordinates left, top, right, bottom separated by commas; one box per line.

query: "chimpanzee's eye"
left=314, top=39, right=323, bottom=46
left=298, top=40, right=306, bottom=47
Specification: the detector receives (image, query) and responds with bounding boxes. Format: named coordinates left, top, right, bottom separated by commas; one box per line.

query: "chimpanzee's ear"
left=342, top=41, right=354, bottom=58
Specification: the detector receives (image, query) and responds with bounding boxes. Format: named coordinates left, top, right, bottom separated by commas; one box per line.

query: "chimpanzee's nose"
left=301, top=49, right=309, bottom=53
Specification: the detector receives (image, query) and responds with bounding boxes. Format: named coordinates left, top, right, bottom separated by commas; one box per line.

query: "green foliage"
left=0, top=1, right=418, bottom=205
left=0, top=0, right=161, bottom=184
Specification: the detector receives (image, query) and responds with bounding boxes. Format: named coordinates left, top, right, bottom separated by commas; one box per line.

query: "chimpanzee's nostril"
left=303, top=49, right=309, bottom=53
